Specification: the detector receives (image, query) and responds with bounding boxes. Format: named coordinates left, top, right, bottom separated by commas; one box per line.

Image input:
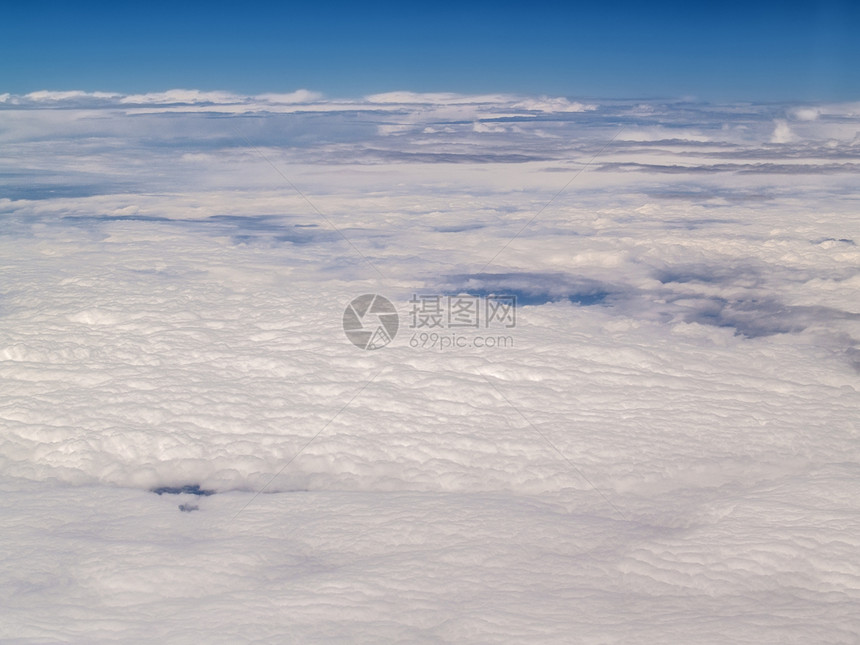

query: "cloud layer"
left=1, top=90, right=859, bottom=643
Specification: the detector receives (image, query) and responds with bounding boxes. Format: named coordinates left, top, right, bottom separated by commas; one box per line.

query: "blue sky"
left=2, top=0, right=858, bottom=101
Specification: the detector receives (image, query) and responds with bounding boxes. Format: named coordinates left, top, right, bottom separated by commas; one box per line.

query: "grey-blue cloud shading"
left=58, top=214, right=336, bottom=246
left=442, top=272, right=614, bottom=307
left=152, top=485, right=215, bottom=496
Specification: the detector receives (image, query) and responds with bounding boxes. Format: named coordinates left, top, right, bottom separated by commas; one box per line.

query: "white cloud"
left=118, top=88, right=245, bottom=104
left=114, top=88, right=324, bottom=107
left=377, top=123, right=414, bottom=135
left=365, top=91, right=511, bottom=105
left=363, top=92, right=596, bottom=118
left=620, top=127, right=713, bottom=142
left=791, top=106, right=821, bottom=121
left=256, top=89, right=323, bottom=103
left=510, top=96, right=597, bottom=112
left=472, top=121, right=507, bottom=133
left=23, top=89, right=119, bottom=101
left=770, top=118, right=795, bottom=143
left=1, top=91, right=859, bottom=642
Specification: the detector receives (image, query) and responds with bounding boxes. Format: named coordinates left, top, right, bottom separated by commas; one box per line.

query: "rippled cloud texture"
left=1, top=91, right=859, bottom=642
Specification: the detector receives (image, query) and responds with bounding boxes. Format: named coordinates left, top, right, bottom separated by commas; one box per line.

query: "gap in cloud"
left=656, top=264, right=763, bottom=286
left=665, top=295, right=860, bottom=339
left=441, top=272, right=616, bottom=307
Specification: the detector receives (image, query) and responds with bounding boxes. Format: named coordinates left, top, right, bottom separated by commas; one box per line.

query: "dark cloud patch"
left=656, top=264, right=762, bottom=286
left=616, top=139, right=740, bottom=149
left=846, top=346, right=860, bottom=373
left=687, top=143, right=860, bottom=161
left=0, top=214, right=43, bottom=239
left=63, top=214, right=173, bottom=224
left=662, top=217, right=743, bottom=229
left=813, top=237, right=855, bottom=246
left=735, top=163, right=860, bottom=175
left=433, top=223, right=486, bottom=233
left=152, top=484, right=215, bottom=496
left=198, top=214, right=338, bottom=246
left=437, top=267, right=860, bottom=343
left=60, top=213, right=337, bottom=246
left=599, top=162, right=860, bottom=174
left=653, top=264, right=860, bottom=337
left=356, top=150, right=549, bottom=164
left=645, top=188, right=774, bottom=204
left=0, top=183, right=134, bottom=201
left=669, top=296, right=860, bottom=338
left=676, top=297, right=805, bottom=337
left=441, top=271, right=617, bottom=306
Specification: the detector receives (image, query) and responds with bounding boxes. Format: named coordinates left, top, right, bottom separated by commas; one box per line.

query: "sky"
left=2, top=0, right=859, bottom=101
